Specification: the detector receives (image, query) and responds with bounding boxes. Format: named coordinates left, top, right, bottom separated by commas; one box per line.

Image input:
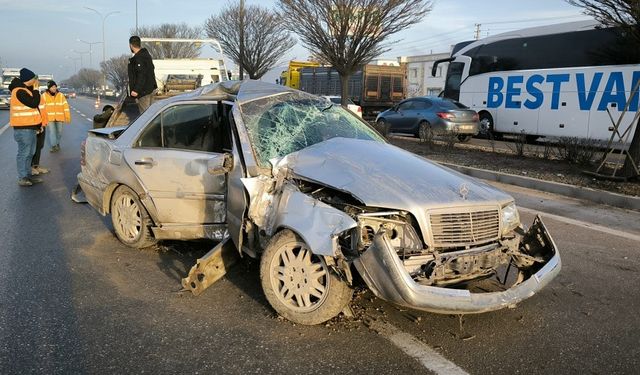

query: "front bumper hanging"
left=353, top=215, right=561, bottom=314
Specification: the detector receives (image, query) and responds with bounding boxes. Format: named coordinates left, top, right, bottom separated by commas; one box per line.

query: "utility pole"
left=474, top=23, right=481, bottom=40
left=77, top=39, right=102, bottom=68
left=135, top=0, right=139, bottom=34
left=239, top=0, right=245, bottom=80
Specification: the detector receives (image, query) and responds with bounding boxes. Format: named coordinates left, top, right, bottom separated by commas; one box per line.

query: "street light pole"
left=85, top=7, right=120, bottom=89
left=71, top=49, right=90, bottom=69
left=77, top=39, right=102, bottom=68
left=66, top=56, right=81, bottom=74
left=136, top=0, right=139, bottom=34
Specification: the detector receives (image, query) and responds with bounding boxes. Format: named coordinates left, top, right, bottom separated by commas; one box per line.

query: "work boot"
left=29, top=177, right=43, bottom=184
left=17, top=178, right=33, bottom=187
left=31, top=167, right=40, bottom=175
left=35, top=166, right=50, bottom=174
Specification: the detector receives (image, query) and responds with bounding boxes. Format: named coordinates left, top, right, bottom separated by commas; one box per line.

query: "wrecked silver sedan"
left=76, top=80, right=560, bottom=325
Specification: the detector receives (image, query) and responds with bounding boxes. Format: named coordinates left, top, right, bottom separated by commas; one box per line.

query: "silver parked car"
left=376, top=97, right=479, bottom=142
left=76, top=80, right=560, bottom=325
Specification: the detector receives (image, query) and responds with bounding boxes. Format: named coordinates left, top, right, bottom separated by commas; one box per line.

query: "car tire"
left=479, top=112, right=501, bottom=140
left=376, top=118, right=390, bottom=137
left=457, top=135, right=472, bottom=143
left=260, top=229, right=353, bottom=325
left=110, top=185, right=156, bottom=249
left=417, top=121, right=432, bottom=141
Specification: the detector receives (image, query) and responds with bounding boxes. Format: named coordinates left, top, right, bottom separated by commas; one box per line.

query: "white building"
left=399, top=52, right=451, bottom=97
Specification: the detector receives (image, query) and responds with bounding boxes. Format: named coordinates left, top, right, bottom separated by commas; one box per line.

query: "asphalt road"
left=1, top=97, right=639, bottom=374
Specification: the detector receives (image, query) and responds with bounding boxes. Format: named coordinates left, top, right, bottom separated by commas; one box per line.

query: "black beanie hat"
left=47, top=80, right=57, bottom=89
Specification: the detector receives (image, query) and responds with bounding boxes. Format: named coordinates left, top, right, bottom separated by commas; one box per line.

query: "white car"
left=324, top=96, right=362, bottom=118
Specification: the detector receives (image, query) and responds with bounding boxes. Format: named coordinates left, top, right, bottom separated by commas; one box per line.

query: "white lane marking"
left=368, top=320, right=469, bottom=375
left=0, top=122, right=9, bottom=136
left=519, top=206, right=640, bottom=243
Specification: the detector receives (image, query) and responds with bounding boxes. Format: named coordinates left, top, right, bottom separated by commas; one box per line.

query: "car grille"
left=429, top=209, right=500, bottom=247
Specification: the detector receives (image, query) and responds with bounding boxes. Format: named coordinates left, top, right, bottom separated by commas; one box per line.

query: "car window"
left=328, top=97, right=341, bottom=104
left=436, top=99, right=468, bottom=110
left=137, top=114, right=162, bottom=148
left=162, top=104, right=217, bottom=152
left=412, top=100, right=432, bottom=110
left=136, top=104, right=221, bottom=153
left=398, top=101, right=413, bottom=111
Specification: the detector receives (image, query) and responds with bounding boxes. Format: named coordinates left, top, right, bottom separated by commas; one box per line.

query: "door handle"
left=134, top=158, right=154, bottom=166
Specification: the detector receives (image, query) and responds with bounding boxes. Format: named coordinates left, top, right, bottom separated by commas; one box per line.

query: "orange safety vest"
left=43, top=91, right=71, bottom=123
left=9, top=87, right=47, bottom=127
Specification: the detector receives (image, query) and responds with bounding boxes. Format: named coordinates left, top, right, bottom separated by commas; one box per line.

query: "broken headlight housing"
left=501, top=202, right=520, bottom=235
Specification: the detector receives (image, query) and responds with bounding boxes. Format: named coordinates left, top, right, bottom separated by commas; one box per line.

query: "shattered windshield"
left=240, top=92, right=385, bottom=166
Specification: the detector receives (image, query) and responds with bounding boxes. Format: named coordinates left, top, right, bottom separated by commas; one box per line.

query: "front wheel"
left=260, top=230, right=353, bottom=325
left=376, top=118, right=390, bottom=137
left=479, top=112, right=501, bottom=140
left=110, top=185, right=156, bottom=249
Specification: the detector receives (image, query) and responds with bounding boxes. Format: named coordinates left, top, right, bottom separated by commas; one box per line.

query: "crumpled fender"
left=272, top=185, right=357, bottom=256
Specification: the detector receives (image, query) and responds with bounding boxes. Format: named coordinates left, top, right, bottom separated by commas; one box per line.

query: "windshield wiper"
left=322, top=103, right=333, bottom=112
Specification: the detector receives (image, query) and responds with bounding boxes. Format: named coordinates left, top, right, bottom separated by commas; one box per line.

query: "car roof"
left=160, top=80, right=297, bottom=105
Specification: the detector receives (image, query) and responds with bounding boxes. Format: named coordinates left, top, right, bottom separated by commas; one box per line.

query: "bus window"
left=444, top=62, right=464, bottom=101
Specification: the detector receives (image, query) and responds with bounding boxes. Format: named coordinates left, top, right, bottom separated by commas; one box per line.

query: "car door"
left=388, top=100, right=414, bottom=131
left=124, top=102, right=229, bottom=226
left=406, top=99, right=432, bottom=132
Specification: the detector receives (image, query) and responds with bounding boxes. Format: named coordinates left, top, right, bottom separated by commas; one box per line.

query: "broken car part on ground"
left=74, top=80, right=561, bottom=325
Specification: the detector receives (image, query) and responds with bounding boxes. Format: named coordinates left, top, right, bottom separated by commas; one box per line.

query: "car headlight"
left=501, top=202, right=520, bottom=234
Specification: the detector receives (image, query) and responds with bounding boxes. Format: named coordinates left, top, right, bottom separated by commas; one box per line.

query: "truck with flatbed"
left=298, top=64, right=407, bottom=119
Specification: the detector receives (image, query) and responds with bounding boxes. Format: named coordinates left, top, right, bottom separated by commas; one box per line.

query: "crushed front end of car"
left=352, top=213, right=560, bottom=314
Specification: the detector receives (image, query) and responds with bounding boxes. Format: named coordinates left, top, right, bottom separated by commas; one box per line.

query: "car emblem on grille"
left=459, top=183, right=470, bottom=200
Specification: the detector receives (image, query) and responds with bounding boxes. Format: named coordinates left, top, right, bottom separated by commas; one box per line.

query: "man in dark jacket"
left=8, top=68, right=45, bottom=186
left=127, top=35, right=157, bottom=113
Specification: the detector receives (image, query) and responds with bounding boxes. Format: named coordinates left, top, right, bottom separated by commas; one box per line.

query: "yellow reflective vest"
left=10, top=87, right=47, bottom=127
left=42, top=91, right=71, bottom=123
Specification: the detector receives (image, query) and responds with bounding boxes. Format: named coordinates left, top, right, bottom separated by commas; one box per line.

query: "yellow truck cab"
left=280, top=60, right=320, bottom=89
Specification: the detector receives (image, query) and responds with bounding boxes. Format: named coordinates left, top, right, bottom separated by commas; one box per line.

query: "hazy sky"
left=0, top=0, right=593, bottom=83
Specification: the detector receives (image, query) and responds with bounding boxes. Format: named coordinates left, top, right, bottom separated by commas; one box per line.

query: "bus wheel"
left=479, top=112, right=501, bottom=140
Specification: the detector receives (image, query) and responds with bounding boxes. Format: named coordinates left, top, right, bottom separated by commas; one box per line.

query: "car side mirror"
left=208, top=152, right=233, bottom=175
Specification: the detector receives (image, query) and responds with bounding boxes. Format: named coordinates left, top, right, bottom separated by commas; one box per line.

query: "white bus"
left=433, top=21, right=639, bottom=142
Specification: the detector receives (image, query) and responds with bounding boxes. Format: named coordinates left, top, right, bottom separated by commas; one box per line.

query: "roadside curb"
left=437, top=161, right=640, bottom=211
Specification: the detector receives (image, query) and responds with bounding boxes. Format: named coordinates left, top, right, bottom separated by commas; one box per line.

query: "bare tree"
left=567, top=0, right=640, bottom=178
left=64, top=68, right=102, bottom=90
left=278, top=0, right=432, bottom=105
left=204, top=2, right=296, bottom=79
left=136, top=23, right=203, bottom=59
left=100, top=55, right=129, bottom=92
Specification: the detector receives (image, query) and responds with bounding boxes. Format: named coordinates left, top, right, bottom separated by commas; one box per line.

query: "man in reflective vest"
left=9, top=68, right=47, bottom=186
left=42, top=80, right=71, bottom=152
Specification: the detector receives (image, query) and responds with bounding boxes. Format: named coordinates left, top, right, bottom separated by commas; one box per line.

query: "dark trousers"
left=31, top=130, right=45, bottom=167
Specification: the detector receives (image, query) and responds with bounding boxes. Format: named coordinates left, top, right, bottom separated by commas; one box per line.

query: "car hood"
left=277, top=137, right=512, bottom=211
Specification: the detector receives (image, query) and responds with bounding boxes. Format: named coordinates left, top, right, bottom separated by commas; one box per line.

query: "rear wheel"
left=260, top=230, right=353, bottom=325
left=417, top=121, right=432, bottom=141
left=110, top=185, right=156, bottom=249
left=457, top=135, right=472, bottom=143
